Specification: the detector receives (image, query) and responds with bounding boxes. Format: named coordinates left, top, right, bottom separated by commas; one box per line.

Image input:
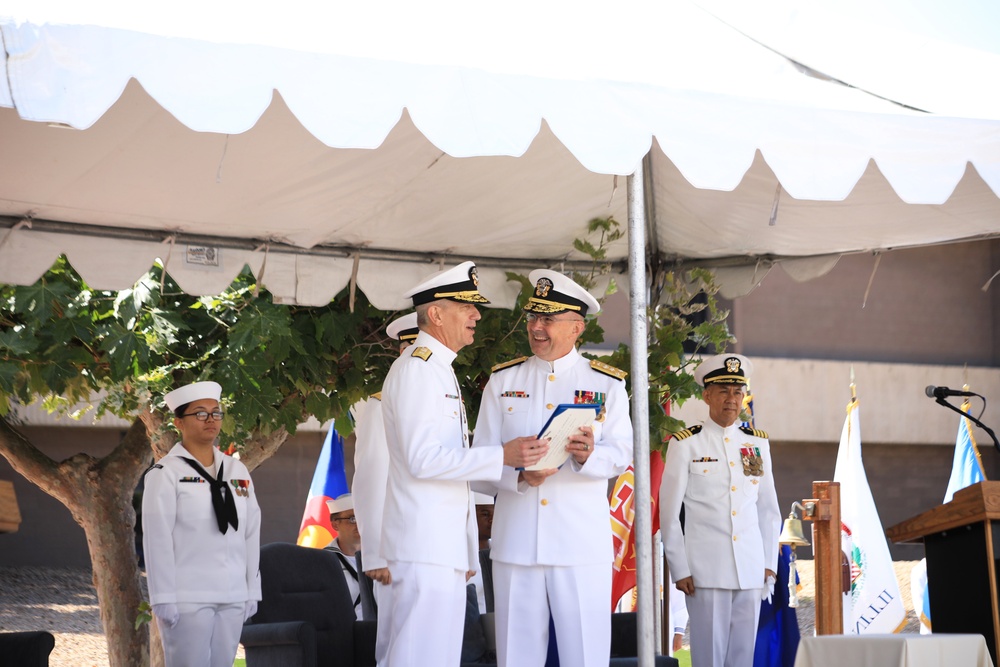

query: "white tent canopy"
left=2, top=2, right=1000, bottom=306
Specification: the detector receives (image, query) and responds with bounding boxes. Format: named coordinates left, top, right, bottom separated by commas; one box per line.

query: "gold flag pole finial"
left=849, top=365, right=857, bottom=402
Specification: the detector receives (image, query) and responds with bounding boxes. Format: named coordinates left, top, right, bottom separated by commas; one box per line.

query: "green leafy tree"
left=0, top=218, right=731, bottom=665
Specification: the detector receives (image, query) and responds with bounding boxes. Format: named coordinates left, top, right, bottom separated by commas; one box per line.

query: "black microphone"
left=925, top=385, right=976, bottom=399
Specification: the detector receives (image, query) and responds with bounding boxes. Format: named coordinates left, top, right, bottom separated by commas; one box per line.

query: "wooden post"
left=804, top=480, right=843, bottom=635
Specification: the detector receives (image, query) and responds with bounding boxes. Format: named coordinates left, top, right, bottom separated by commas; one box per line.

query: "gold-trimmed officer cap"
left=404, top=260, right=490, bottom=306
left=386, top=312, right=419, bottom=342
left=694, top=353, right=753, bottom=387
left=523, top=269, right=601, bottom=316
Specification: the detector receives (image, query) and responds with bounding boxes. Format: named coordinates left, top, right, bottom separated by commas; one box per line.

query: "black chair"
left=241, top=543, right=377, bottom=667
left=0, top=631, right=55, bottom=666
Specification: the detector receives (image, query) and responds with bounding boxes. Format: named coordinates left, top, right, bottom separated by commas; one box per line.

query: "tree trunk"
left=0, top=415, right=153, bottom=666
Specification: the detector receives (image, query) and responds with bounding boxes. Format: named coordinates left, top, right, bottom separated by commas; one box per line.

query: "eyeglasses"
left=332, top=515, right=357, bottom=524
left=525, top=313, right=584, bottom=327
left=181, top=411, right=225, bottom=422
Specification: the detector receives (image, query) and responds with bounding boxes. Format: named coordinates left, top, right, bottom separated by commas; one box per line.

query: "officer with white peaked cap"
left=142, top=380, right=262, bottom=667
left=473, top=269, right=633, bottom=667
left=659, top=353, right=781, bottom=667
left=379, top=261, right=546, bottom=667
left=350, top=311, right=418, bottom=664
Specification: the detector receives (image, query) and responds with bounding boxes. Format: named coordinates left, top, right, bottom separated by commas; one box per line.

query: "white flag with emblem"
left=833, top=390, right=906, bottom=634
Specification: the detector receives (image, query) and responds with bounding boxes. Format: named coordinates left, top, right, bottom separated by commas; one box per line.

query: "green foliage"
left=134, top=600, right=152, bottom=630
left=0, top=259, right=401, bottom=447
left=1, top=217, right=732, bottom=456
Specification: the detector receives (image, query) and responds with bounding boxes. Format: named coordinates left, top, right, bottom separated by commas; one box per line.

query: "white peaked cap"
left=473, top=492, right=495, bottom=506
left=386, top=312, right=419, bottom=341
left=403, top=260, right=490, bottom=306
left=164, top=381, right=222, bottom=412
left=326, top=493, right=354, bottom=514
left=524, top=269, right=601, bottom=316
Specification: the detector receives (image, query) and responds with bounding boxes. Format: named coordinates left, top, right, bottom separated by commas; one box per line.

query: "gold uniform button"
left=732, top=510, right=737, bottom=516
left=733, top=536, right=738, bottom=542
left=703, top=469, right=709, bottom=473
left=729, top=461, right=735, bottom=467
left=548, top=375, right=556, bottom=382
left=546, top=403, right=554, bottom=410
left=508, top=407, right=514, bottom=412
left=540, top=499, right=549, bottom=506
left=725, top=437, right=730, bottom=443
left=731, top=486, right=737, bottom=492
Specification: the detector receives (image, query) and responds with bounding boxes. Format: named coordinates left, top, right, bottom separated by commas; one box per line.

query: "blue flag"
left=943, top=400, right=986, bottom=504
left=296, top=426, right=350, bottom=548
left=754, top=544, right=801, bottom=667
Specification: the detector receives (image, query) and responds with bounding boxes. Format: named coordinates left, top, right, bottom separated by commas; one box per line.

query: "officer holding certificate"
left=473, top=269, right=633, bottom=667
left=380, top=261, right=546, bottom=667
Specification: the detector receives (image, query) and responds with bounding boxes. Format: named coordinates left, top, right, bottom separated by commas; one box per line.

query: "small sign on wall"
left=186, top=245, right=221, bottom=267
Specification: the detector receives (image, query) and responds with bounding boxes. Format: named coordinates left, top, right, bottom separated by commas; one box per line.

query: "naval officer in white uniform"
left=350, top=312, right=417, bottom=664
left=474, top=270, right=633, bottom=667
left=658, top=354, right=781, bottom=667
left=142, top=381, right=262, bottom=667
left=379, top=261, right=547, bottom=667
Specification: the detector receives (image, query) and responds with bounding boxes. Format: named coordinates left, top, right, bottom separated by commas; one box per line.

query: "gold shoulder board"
left=411, top=347, right=432, bottom=361
left=739, top=426, right=769, bottom=439
left=590, top=359, right=627, bottom=381
left=370, top=392, right=382, bottom=401
left=491, top=356, right=529, bottom=373
left=671, top=424, right=702, bottom=441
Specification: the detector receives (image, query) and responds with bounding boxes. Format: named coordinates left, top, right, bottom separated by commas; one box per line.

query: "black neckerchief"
left=181, top=457, right=239, bottom=534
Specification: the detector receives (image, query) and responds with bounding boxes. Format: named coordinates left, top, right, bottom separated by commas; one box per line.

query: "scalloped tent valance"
left=1, top=6, right=1000, bottom=306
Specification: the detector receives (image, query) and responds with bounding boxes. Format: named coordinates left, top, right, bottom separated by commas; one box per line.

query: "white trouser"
left=687, top=587, right=762, bottom=667
left=493, top=561, right=611, bottom=667
left=384, top=560, right=466, bottom=667
left=373, top=579, right=393, bottom=666
left=157, top=602, right=244, bottom=667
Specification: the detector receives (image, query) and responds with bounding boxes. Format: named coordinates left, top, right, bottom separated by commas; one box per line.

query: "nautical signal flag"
left=297, top=426, right=350, bottom=548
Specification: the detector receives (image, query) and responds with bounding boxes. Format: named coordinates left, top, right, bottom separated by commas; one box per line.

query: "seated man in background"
left=324, top=493, right=364, bottom=620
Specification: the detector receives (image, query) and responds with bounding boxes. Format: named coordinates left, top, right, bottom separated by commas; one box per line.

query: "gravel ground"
left=1, top=561, right=922, bottom=665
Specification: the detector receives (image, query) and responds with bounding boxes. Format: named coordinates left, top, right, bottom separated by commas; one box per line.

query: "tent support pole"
left=627, top=164, right=656, bottom=665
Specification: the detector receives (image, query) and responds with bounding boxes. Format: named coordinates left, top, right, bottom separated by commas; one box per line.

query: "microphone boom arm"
left=933, top=397, right=1000, bottom=454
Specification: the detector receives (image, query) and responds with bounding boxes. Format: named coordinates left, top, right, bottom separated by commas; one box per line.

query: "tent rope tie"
left=982, top=268, right=1000, bottom=292
left=349, top=251, right=360, bottom=313
left=252, top=242, right=270, bottom=298
left=861, top=252, right=881, bottom=308
left=160, top=234, right=177, bottom=296
left=608, top=175, right=618, bottom=208
left=0, top=214, right=32, bottom=253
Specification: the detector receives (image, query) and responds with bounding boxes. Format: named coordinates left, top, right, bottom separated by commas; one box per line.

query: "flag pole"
left=627, top=161, right=655, bottom=665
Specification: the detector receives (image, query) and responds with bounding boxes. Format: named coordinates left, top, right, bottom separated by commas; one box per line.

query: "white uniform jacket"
left=352, top=394, right=390, bottom=571
left=142, top=443, right=262, bottom=605
left=381, top=331, right=504, bottom=572
left=474, top=348, right=632, bottom=566
left=658, top=420, right=781, bottom=590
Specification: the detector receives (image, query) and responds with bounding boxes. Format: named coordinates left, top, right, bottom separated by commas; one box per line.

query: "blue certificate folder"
left=517, top=403, right=601, bottom=471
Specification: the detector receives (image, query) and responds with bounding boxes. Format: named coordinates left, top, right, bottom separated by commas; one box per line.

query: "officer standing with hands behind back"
left=658, top=354, right=781, bottom=667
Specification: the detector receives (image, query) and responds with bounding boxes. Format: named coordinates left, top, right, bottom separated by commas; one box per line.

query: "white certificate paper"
left=524, top=403, right=599, bottom=471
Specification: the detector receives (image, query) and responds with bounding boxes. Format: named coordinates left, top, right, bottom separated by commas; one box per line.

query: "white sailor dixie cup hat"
left=694, top=353, right=753, bottom=387
left=386, top=312, right=419, bottom=342
left=164, top=381, right=222, bottom=413
left=523, top=269, right=601, bottom=316
left=404, top=260, right=490, bottom=306
left=326, top=493, right=354, bottom=515
left=473, top=492, right=495, bottom=506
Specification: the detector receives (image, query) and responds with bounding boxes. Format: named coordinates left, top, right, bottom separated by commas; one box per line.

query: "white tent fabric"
left=2, top=3, right=1000, bottom=306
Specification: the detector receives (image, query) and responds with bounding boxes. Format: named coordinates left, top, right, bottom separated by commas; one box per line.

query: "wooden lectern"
left=886, top=481, right=1000, bottom=666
